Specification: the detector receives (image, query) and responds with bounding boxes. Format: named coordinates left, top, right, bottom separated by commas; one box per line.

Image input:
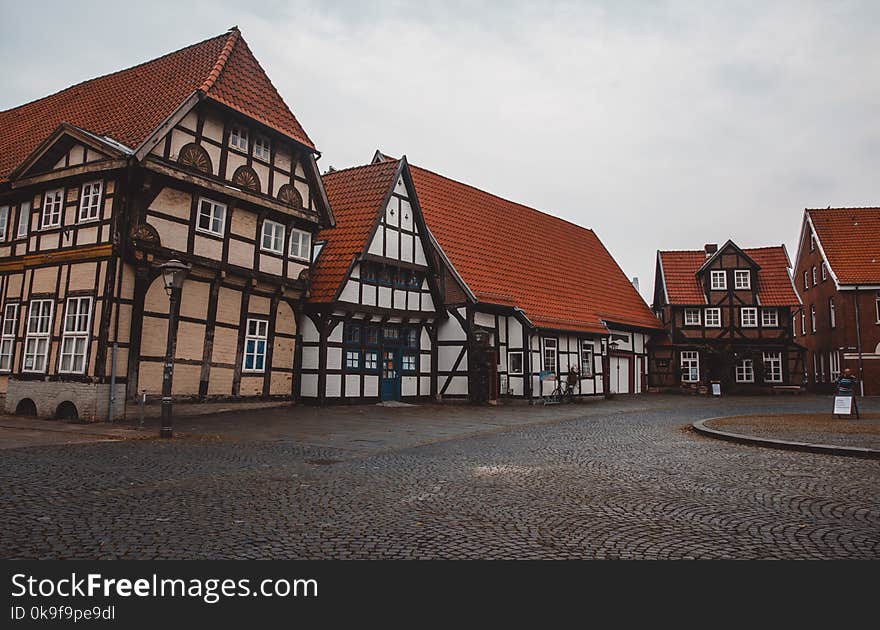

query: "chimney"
left=704, top=243, right=718, bottom=258
left=631, top=277, right=640, bottom=292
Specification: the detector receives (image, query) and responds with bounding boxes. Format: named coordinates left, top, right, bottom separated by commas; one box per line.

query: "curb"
left=691, top=417, right=880, bottom=460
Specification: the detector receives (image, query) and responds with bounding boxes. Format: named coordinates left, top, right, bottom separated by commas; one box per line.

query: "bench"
left=771, top=385, right=803, bottom=395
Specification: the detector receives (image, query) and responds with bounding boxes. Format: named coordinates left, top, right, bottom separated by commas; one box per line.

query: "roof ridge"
left=0, top=30, right=231, bottom=116
left=322, top=159, right=400, bottom=178
left=199, top=27, right=240, bottom=93
left=806, top=206, right=880, bottom=211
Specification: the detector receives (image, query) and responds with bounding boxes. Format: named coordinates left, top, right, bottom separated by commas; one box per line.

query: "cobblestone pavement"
left=2, top=396, right=878, bottom=559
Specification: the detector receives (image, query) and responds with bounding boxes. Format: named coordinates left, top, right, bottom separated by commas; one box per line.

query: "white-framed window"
left=821, top=262, right=827, bottom=281
left=763, top=352, right=783, bottom=383
left=0, top=205, right=8, bottom=241
left=875, top=292, right=880, bottom=323
left=253, top=135, right=270, bottom=160
left=830, top=351, right=841, bottom=381
left=580, top=342, right=593, bottom=376
left=710, top=270, right=727, bottom=290
left=41, top=189, right=63, bottom=229
left=800, top=310, right=806, bottom=335
left=812, top=352, right=818, bottom=384
left=542, top=338, right=557, bottom=374
left=811, top=266, right=817, bottom=286
left=792, top=314, right=797, bottom=337
left=289, top=228, right=311, bottom=261
left=0, top=303, right=18, bottom=371
left=829, top=298, right=836, bottom=329
left=820, top=353, right=826, bottom=383
left=78, top=180, right=102, bottom=222
left=196, top=198, right=226, bottom=237
left=761, top=309, right=778, bottom=327
left=735, top=359, right=754, bottom=383
left=803, top=271, right=809, bottom=290
left=810, top=304, right=816, bottom=333
left=704, top=307, right=721, bottom=327
left=810, top=233, right=815, bottom=251
left=261, top=219, right=285, bottom=254
left=364, top=350, right=378, bottom=372
left=681, top=350, right=700, bottom=382
left=59, top=296, right=91, bottom=374
left=684, top=308, right=701, bottom=326
left=402, top=352, right=417, bottom=373
left=230, top=125, right=249, bottom=151
left=243, top=318, right=268, bottom=372
left=740, top=307, right=757, bottom=327
left=17, top=201, right=30, bottom=239
left=345, top=349, right=360, bottom=370
left=734, top=269, right=751, bottom=290
left=23, top=299, right=53, bottom=373
left=508, top=351, right=523, bottom=376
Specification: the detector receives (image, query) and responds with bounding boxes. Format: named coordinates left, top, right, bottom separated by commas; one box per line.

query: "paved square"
left=1, top=395, right=878, bottom=559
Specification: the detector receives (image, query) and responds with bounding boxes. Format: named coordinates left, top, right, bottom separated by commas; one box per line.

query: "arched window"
left=231, top=165, right=261, bottom=193
left=177, top=143, right=213, bottom=174
left=277, top=183, right=303, bottom=208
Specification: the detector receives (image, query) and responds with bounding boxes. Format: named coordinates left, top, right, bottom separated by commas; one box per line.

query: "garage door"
left=609, top=356, right=631, bottom=394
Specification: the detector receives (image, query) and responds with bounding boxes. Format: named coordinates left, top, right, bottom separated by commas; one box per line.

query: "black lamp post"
left=157, top=260, right=190, bottom=439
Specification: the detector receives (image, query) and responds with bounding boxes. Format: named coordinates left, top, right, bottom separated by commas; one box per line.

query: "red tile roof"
left=310, top=160, right=401, bottom=301
left=658, top=245, right=800, bottom=306
left=409, top=165, right=661, bottom=333
left=807, top=207, right=880, bottom=285
left=0, top=27, right=313, bottom=183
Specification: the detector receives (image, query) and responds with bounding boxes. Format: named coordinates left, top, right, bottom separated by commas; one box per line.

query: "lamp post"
left=609, top=340, right=620, bottom=393
left=157, top=260, right=190, bottom=439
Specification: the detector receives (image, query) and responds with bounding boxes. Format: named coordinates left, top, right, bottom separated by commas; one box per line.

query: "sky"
left=1, top=0, right=878, bottom=302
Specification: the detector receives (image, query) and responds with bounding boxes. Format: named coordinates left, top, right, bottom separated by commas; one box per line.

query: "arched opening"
left=15, top=398, right=37, bottom=416
left=55, top=401, right=79, bottom=421
left=231, top=165, right=261, bottom=193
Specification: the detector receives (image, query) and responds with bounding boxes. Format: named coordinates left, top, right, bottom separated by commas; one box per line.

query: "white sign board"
left=711, top=383, right=721, bottom=397
left=833, top=396, right=853, bottom=415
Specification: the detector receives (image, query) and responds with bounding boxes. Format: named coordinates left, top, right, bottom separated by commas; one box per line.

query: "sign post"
left=711, top=381, right=721, bottom=397
left=833, top=396, right=859, bottom=419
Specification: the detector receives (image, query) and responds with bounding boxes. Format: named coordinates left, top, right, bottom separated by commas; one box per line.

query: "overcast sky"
left=2, top=1, right=878, bottom=302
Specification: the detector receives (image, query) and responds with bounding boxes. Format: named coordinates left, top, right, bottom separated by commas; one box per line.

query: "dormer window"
left=229, top=125, right=248, bottom=151
left=710, top=270, right=726, bottom=290
left=734, top=269, right=751, bottom=290
left=253, top=135, right=270, bottom=161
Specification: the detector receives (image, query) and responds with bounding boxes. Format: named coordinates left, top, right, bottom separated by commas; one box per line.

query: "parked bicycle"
left=544, top=367, right=580, bottom=404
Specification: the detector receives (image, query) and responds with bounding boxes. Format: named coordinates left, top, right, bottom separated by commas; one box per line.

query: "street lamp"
left=608, top=341, right=620, bottom=394
left=156, top=260, right=190, bottom=438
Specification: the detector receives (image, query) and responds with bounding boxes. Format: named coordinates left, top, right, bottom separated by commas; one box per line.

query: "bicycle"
left=544, top=368, right=579, bottom=404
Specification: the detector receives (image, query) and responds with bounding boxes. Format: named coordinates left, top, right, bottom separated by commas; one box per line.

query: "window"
left=59, top=296, right=91, bottom=373
left=344, top=323, right=361, bottom=345
left=810, top=304, right=816, bottom=333
left=365, top=326, right=379, bottom=346
left=404, top=327, right=418, bottom=348
left=364, top=351, right=379, bottom=372
left=684, top=308, right=701, bottom=326
left=78, top=181, right=102, bottom=222
left=580, top=342, right=594, bottom=376
left=803, top=271, right=809, bottom=291
left=735, top=359, right=754, bottom=383
left=402, top=352, right=417, bottom=373
left=821, top=262, right=827, bottom=281
left=761, top=309, right=778, bottom=327
left=197, top=198, right=226, bottom=236
left=763, top=352, right=783, bottom=383
left=0, top=303, right=18, bottom=371
left=253, top=135, right=270, bottom=160
left=345, top=350, right=360, bottom=370
left=734, top=270, right=751, bottom=290
left=875, top=292, right=880, bottom=324
left=792, top=314, right=797, bottom=337
left=23, top=299, right=53, bottom=372
left=810, top=234, right=815, bottom=251
left=543, top=338, right=557, bottom=373
left=710, top=270, right=727, bottom=290
left=17, top=201, right=30, bottom=238
left=230, top=125, right=248, bottom=151
left=383, top=327, right=399, bottom=342
left=0, top=206, right=7, bottom=241
left=289, top=228, right=311, bottom=261
left=41, top=189, right=63, bottom=229
left=812, top=266, right=817, bottom=286
left=508, top=351, right=523, bottom=376
left=261, top=219, right=285, bottom=254
left=829, top=298, right=836, bottom=329
left=704, top=308, right=721, bottom=327
left=243, top=318, right=268, bottom=372
left=740, top=307, right=757, bottom=327
left=800, top=310, right=806, bottom=335
left=830, top=352, right=841, bottom=381
left=681, top=350, right=699, bottom=382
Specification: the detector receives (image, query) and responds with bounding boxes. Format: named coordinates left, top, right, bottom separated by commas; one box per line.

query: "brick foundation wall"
left=5, top=379, right=127, bottom=422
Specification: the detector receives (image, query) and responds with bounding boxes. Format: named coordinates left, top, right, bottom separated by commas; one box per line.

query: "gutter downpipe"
left=853, top=287, right=865, bottom=396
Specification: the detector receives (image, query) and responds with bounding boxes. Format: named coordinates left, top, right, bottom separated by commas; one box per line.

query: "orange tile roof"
left=409, top=164, right=661, bottom=333
left=310, top=160, right=401, bottom=301
left=807, top=207, right=880, bottom=285
left=658, top=245, right=800, bottom=306
left=0, top=27, right=313, bottom=183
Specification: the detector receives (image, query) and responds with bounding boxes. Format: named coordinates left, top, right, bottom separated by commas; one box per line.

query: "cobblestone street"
left=2, top=396, right=878, bottom=559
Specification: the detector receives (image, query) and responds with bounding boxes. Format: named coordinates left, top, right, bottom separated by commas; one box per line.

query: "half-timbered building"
left=0, top=28, right=332, bottom=420
left=650, top=241, right=804, bottom=392
left=793, top=207, right=880, bottom=395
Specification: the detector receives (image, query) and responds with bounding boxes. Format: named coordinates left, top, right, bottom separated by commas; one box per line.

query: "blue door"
left=380, top=349, right=401, bottom=401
